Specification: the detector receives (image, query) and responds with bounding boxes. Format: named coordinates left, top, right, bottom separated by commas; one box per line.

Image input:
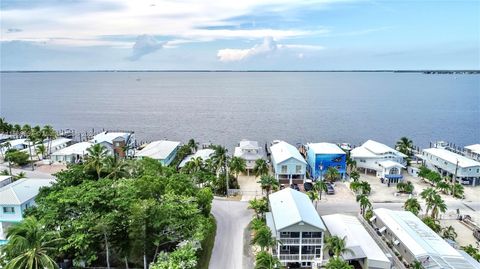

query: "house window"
left=296, top=165, right=302, bottom=173
left=281, top=165, right=287, bottom=173
left=281, top=246, right=290, bottom=251
left=3, top=207, right=15, bottom=214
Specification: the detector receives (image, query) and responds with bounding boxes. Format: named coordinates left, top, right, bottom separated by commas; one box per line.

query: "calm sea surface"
left=1, top=72, right=479, bottom=149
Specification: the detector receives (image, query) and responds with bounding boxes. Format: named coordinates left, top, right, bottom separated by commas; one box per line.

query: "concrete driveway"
left=209, top=198, right=254, bottom=269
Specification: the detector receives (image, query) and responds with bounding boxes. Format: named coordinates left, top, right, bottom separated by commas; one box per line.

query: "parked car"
left=280, top=184, right=286, bottom=190
left=304, top=182, right=313, bottom=191
left=290, top=183, right=300, bottom=191
left=326, top=183, right=335, bottom=194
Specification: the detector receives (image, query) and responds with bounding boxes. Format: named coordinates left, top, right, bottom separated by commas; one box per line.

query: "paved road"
left=209, top=198, right=253, bottom=269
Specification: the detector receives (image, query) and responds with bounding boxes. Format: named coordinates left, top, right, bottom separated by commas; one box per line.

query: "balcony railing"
left=279, top=254, right=300, bottom=261
left=279, top=238, right=300, bottom=244
left=279, top=238, right=322, bottom=245
left=301, top=254, right=317, bottom=260
left=302, top=238, right=323, bottom=244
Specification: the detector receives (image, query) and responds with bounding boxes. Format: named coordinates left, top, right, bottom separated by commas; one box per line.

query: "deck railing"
left=278, top=238, right=322, bottom=245
left=279, top=254, right=300, bottom=261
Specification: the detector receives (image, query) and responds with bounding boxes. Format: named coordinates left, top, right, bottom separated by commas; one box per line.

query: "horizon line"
left=1, top=69, right=479, bottom=73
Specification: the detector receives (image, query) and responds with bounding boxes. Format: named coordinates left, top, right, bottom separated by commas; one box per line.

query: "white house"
left=266, top=188, right=326, bottom=268
left=270, top=141, right=307, bottom=184
left=135, top=140, right=180, bottom=166
left=351, top=140, right=407, bottom=182
left=371, top=208, right=480, bottom=269
left=464, top=144, right=480, bottom=161
left=179, top=148, right=214, bottom=168
left=0, top=139, right=28, bottom=154
left=234, top=140, right=263, bottom=172
left=322, top=214, right=391, bottom=269
left=422, top=148, right=480, bottom=186
left=0, top=176, right=12, bottom=188
left=0, top=178, right=55, bottom=245
left=92, top=131, right=135, bottom=158
left=51, top=142, right=93, bottom=163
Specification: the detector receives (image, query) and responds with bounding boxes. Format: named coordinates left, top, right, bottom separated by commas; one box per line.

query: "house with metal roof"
left=0, top=176, right=13, bottom=188
left=371, top=208, right=480, bottom=269
left=322, top=214, right=391, bottom=269
left=266, top=188, right=326, bottom=268
left=179, top=148, right=214, bottom=168
left=306, top=142, right=346, bottom=180
left=234, top=140, right=263, bottom=173
left=270, top=141, right=307, bottom=184
left=92, top=131, right=135, bottom=158
left=0, top=178, right=55, bottom=244
left=465, top=144, right=480, bottom=161
left=135, top=140, right=180, bottom=166
left=51, top=142, right=93, bottom=163
left=422, top=147, right=480, bottom=186
left=0, top=138, right=28, bottom=154
left=351, top=140, right=407, bottom=183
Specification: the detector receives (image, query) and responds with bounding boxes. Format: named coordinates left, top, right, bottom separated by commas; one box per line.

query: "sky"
left=0, top=0, right=479, bottom=70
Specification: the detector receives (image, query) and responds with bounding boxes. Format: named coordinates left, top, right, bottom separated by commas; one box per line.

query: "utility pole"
left=452, top=159, right=459, bottom=196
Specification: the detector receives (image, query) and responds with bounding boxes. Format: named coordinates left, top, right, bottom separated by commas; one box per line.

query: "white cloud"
left=217, top=36, right=324, bottom=62
left=128, top=34, right=164, bottom=61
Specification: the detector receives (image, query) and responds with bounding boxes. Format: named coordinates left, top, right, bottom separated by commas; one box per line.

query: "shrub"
left=5, top=149, right=30, bottom=166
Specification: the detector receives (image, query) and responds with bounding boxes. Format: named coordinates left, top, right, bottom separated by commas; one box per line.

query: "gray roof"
left=0, top=178, right=55, bottom=205
left=268, top=188, right=326, bottom=231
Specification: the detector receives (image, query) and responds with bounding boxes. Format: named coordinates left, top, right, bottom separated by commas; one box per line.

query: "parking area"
left=236, top=174, right=263, bottom=201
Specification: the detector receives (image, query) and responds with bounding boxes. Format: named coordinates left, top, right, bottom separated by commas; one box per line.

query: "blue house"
left=270, top=141, right=307, bottom=184
left=135, top=140, right=180, bottom=166
left=306, top=143, right=346, bottom=180
left=0, top=178, right=55, bottom=245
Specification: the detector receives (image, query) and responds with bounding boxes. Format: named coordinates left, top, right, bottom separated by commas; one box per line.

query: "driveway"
left=209, top=198, right=253, bottom=269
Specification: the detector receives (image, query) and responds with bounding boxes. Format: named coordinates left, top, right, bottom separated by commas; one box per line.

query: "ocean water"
left=0, top=72, right=479, bottom=149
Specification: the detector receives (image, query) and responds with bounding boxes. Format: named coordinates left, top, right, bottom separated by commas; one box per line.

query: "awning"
left=385, top=174, right=403, bottom=179
left=378, top=227, right=387, bottom=233
left=369, top=216, right=377, bottom=222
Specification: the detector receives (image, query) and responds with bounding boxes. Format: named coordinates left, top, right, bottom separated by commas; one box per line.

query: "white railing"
left=302, top=238, right=323, bottom=244
left=301, top=254, right=317, bottom=260
left=279, top=238, right=300, bottom=244
left=279, top=254, right=300, bottom=261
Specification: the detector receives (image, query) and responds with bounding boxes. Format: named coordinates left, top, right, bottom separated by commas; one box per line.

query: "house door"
left=315, top=248, right=322, bottom=258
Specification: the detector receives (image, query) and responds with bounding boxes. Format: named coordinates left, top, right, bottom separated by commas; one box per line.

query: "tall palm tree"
left=187, top=139, right=198, bottom=153
left=251, top=227, right=276, bottom=251
left=436, top=181, right=450, bottom=194
left=346, top=157, right=356, bottom=174
left=314, top=180, right=328, bottom=200
left=229, top=156, right=246, bottom=180
left=404, top=198, right=422, bottom=215
left=325, top=235, right=353, bottom=258
left=21, top=124, right=32, bottom=137
left=441, top=226, right=457, bottom=241
left=325, top=167, right=340, bottom=183
left=418, top=166, right=431, bottom=181
left=13, top=124, right=22, bottom=138
left=211, top=145, right=229, bottom=194
left=257, top=175, right=279, bottom=197
left=420, top=187, right=437, bottom=216
left=254, top=251, right=282, bottom=269
left=359, top=181, right=371, bottom=195
left=85, top=144, right=109, bottom=179
left=36, top=144, right=47, bottom=160
left=248, top=198, right=268, bottom=219
left=429, top=194, right=447, bottom=219
left=396, top=137, right=413, bottom=157
left=253, top=159, right=269, bottom=177
left=450, top=183, right=464, bottom=199
left=356, top=194, right=371, bottom=216
left=422, top=216, right=441, bottom=232
left=307, top=190, right=319, bottom=208
left=350, top=170, right=360, bottom=182
left=3, top=216, right=61, bottom=269
left=42, top=125, right=57, bottom=156
left=1, top=141, right=12, bottom=175
left=325, top=257, right=354, bottom=269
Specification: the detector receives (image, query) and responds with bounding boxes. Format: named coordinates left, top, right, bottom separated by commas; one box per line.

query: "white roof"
left=239, top=140, right=259, bottom=150
left=0, top=178, right=55, bottom=205
left=0, top=176, right=12, bottom=183
left=136, top=140, right=180, bottom=160
left=270, top=141, right=306, bottom=165
left=45, top=137, right=72, bottom=148
left=51, top=142, right=93, bottom=156
left=378, top=160, right=405, bottom=169
left=179, top=149, right=215, bottom=168
left=307, top=142, right=345, bottom=155
left=423, top=148, right=480, bottom=168
left=351, top=140, right=407, bottom=158
left=268, top=188, right=325, bottom=231
left=92, top=131, right=131, bottom=144
left=0, top=138, right=27, bottom=148
left=374, top=208, right=474, bottom=269
left=465, top=144, right=480, bottom=155
left=322, top=214, right=390, bottom=264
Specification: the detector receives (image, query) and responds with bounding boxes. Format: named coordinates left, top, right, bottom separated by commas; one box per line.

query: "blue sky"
left=1, top=0, right=478, bottom=70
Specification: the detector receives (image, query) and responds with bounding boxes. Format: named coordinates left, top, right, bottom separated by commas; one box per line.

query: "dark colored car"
left=290, top=183, right=300, bottom=191
left=304, top=182, right=313, bottom=191
left=326, top=183, right=335, bottom=194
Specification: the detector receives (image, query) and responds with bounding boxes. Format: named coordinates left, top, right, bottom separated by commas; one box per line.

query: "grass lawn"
left=197, top=216, right=217, bottom=269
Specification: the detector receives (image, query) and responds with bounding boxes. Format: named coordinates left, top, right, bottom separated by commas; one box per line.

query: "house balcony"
left=279, top=238, right=323, bottom=245
left=278, top=254, right=318, bottom=261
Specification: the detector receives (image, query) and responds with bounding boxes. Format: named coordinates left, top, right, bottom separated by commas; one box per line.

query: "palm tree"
left=325, top=167, right=340, bottom=183
left=429, top=194, right=447, bottom=219
left=420, top=187, right=437, bottom=216
left=248, top=198, right=268, bottom=219
left=211, top=145, right=229, bottom=192
left=36, top=144, right=47, bottom=160
left=422, top=216, right=441, bottom=232
left=254, top=251, right=282, bottom=269
left=404, top=198, right=422, bottom=215
left=229, top=156, right=246, bottom=180
left=325, top=257, right=354, bottom=269
left=257, top=175, right=279, bottom=197
left=356, top=194, right=371, bottom=215
left=187, top=138, right=198, bottom=153
left=13, top=124, right=22, bottom=138
left=103, top=156, right=131, bottom=179
left=1, top=141, right=12, bottom=175
left=21, top=124, right=32, bottom=137
left=3, top=216, right=61, bottom=269
left=346, top=157, right=356, bottom=174
left=450, top=183, right=464, bottom=199
left=409, top=261, right=424, bottom=269
left=183, top=156, right=204, bottom=175
left=251, top=227, right=276, bottom=251
left=314, top=180, right=328, bottom=200
left=325, top=235, right=353, bottom=258
left=418, top=165, right=431, bottom=181
left=435, top=181, right=450, bottom=194
left=426, top=171, right=442, bottom=186
left=253, top=159, right=269, bottom=177
left=251, top=217, right=267, bottom=233
left=359, top=181, right=371, bottom=195
left=350, top=170, right=360, bottom=182
left=85, top=143, right=109, bottom=179
left=397, top=181, right=414, bottom=194
left=42, top=125, right=56, bottom=156
left=307, top=190, right=320, bottom=208
left=396, top=137, right=413, bottom=157
left=14, top=172, right=27, bottom=180
left=441, top=225, right=457, bottom=241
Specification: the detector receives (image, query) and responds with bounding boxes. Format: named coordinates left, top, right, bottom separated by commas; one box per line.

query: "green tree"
left=420, top=187, right=437, bottom=216
left=314, top=180, right=328, bottom=200
left=325, top=166, right=340, bottom=182
left=450, top=183, right=464, bottom=199
left=102, top=156, right=131, bottom=179
left=150, top=242, right=198, bottom=269
left=325, top=235, right=352, bottom=258
left=42, top=125, right=57, bottom=156
left=418, top=166, right=431, bottom=181
left=251, top=226, right=276, bottom=251
left=426, top=171, right=442, bottom=186
left=248, top=198, right=268, bottom=219
left=5, top=149, right=30, bottom=166
left=325, top=257, right=354, bottom=269
left=397, top=181, right=414, bottom=194
left=441, top=226, right=457, bottom=241
left=396, top=137, right=413, bottom=157
left=461, top=245, right=480, bottom=262
left=85, top=143, right=109, bottom=179
left=36, top=144, right=47, bottom=160
left=257, top=175, right=279, bottom=197
left=356, top=194, right=371, bottom=216
left=350, top=170, right=360, bottom=182
left=422, top=216, right=441, bottom=233
left=307, top=190, right=319, bottom=208
left=253, top=159, right=269, bottom=177
left=229, top=156, right=246, bottom=180
left=404, top=198, right=422, bottom=215
left=2, top=216, right=62, bottom=269
left=210, top=145, right=229, bottom=193
left=187, top=138, right=198, bottom=153
left=409, top=261, right=425, bottom=269
left=13, top=124, right=22, bottom=138
left=436, top=181, right=450, bottom=194
left=254, top=251, right=282, bottom=269
left=251, top=218, right=267, bottom=233
left=359, top=181, right=371, bottom=195
left=429, top=194, right=447, bottom=219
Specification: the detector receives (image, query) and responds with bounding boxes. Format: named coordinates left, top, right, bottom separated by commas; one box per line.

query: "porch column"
left=299, top=231, right=302, bottom=262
